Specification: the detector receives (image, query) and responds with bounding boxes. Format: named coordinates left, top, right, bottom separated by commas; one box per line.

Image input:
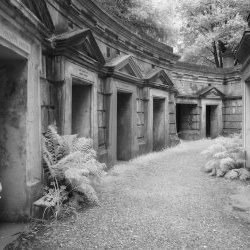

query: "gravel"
left=30, top=140, right=250, bottom=250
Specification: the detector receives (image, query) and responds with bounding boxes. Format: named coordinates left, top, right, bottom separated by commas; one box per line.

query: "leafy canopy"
left=94, top=0, right=178, bottom=44
left=177, top=0, right=250, bottom=67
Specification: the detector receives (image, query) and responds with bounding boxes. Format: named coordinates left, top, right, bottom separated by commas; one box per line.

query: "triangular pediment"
left=49, top=29, right=105, bottom=65
left=22, top=0, right=54, bottom=31
left=144, top=69, right=177, bottom=91
left=105, top=55, right=143, bottom=78
left=198, top=87, right=224, bottom=98
left=154, top=75, right=166, bottom=85
left=118, top=64, right=137, bottom=77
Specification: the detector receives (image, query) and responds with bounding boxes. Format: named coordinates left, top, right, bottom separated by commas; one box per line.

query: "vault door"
left=206, top=106, right=211, bottom=137
left=210, top=105, right=218, bottom=138
left=206, top=105, right=218, bottom=138
left=72, top=83, right=92, bottom=138
left=153, top=98, right=165, bottom=151
left=117, top=92, right=132, bottom=161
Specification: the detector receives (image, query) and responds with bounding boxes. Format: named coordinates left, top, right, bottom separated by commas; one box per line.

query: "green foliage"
left=201, top=135, right=250, bottom=180
left=94, top=0, right=178, bottom=44
left=177, top=0, right=250, bottom=67
left=41, top=125, right=106, bottom=218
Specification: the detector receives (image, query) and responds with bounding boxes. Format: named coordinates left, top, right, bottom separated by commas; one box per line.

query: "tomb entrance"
left=72, top=81, right=92, bottom=138
left=153, top=98, right=165, bottom=151
left=176, top=103, right=199, bottom=140
left=206, top=105, right=218, bottom=138
left=117, top=92, right=132, bottom=160
left=0, top=44, right=28, bottom=221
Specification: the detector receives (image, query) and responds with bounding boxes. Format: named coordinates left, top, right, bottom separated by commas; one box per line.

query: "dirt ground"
left=10, top=140, right=250, bottom=250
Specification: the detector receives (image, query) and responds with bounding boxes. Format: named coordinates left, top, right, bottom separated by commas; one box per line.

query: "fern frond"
left=72, top=137, right=93, bottom=154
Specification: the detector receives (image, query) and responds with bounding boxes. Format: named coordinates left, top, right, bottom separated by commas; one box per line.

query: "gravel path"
left=32, top=140, right=250, bottom=250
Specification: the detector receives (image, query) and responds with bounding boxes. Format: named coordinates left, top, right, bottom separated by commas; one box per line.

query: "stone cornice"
left=174, top=61, right=240, bottom=76
left=5, top=0, right=52, bottom=41
left=236, top=29, right=250, bottom=65
left=51, top=0, right=180, bottom=64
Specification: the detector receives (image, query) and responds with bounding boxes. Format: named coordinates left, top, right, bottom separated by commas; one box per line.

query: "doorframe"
left=59, top=60, right=98, bottom=150
left=71, top=79, right=93, bottom=138
left=116, top=90, right=133, bottom=160
left=152, top=97, right=166, bottom=151
left=201, top=99, right=222, bottom=138
left=107, top=79, right=137, bottom=164
left=147, top=89, right=169, bottom=152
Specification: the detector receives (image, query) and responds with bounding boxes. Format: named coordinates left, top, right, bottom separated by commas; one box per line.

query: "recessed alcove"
left=0, top=44, right=28, bottom=221
left=72, top=82, right=92, bottom=138
left=117, top=92, right=132, bottom=160
left=153, top=98, right=165, bottom=151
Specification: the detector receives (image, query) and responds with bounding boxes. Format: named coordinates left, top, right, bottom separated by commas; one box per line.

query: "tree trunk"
left=218, top=40, right=225, bottom=68
left=218, top=47, right=223, bottom=68
left=212, top=41, right=220, bottom=68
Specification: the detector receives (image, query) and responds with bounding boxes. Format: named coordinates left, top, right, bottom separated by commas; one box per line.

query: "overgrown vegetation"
left=177, top=0, right=250, bottom=67
left=40, top=125, right=106, bottom=219
left=201, top=134, right=250, bottom=180
left=94, top=0, right=177, bottom=44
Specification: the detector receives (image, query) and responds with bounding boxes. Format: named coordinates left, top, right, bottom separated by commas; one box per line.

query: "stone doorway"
left=176, top=104, right=199, bottom=140
left=72, top=82, right=92, bottom=138
left=0, top=44, right=27, bottom=221
left=117, top=92, right=132, bottom=160
left=206, top=105, right=218, bottom=138
left=153, top=98, right=165, bottom=151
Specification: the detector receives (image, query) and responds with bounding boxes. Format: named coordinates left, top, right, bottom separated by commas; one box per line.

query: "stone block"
left=169, top=114, right=175, bottom=124
left=98, top=128, right=106, bottom=146
left=137, top=113, right=144, bottom=125
left=98, top=111, right=106, bottom=128
left=41, top=107, right=48, bottom=133
left=48, top=109, right=55, bottom=125
left=224, top=114, right=242, bottom=122
left=224, top=121, right=242, bottom=129
left=143, top=87, right=150, bottom=100
left=169, top=104, right=175, bottom=114
left=137, top=87, right=143, bottom=99
left=98, top=93, right=104, bottom=111
left=224, top=107, right=242, bottom=115
left=40, top=80, right=50, bottom=106
left=137, top=125, right=144, bottom=138
left=137, top=100, right=142, bottom=112
left=170, top=123, right=176, bottom=134
left=98, top=80, right=104, bottom=93
left=50, top=84, right=56, bottom=107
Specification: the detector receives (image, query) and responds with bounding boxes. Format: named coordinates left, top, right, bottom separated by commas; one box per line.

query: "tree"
left=177, top=0, right=250, bottom=67
left=94, top=0, right=178, bottom=45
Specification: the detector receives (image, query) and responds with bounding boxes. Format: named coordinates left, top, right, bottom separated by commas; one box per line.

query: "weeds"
left=38, top=125, right=107, bottom=220
left=201, top=134, right=250, bottom=181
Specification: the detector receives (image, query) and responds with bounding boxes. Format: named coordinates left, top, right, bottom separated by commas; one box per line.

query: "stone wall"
left=223, top=99, right=242, bottom=135
left=98, top=79, right=108, bottom=149
left=169, top=94, right=179, bottom=146
left=40, top=55, right=56, bottom=133
left=172, top=62, right=242, bottom=134
left=136, top=87, right=145, bottom=143
left=176, top=104, right=200, bottom=140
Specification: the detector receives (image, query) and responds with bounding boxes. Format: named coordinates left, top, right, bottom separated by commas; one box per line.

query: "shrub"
left=41, top=125, right=106, bottom=217
left=219, top=158, right=235, bottom=173
left=204, top=159, right=220, bottom=173
left=201, top=134, right=249, bottom=181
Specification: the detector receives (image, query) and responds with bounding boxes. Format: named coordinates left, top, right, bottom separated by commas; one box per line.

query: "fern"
left=42, top=125, right=107, bottom=210
left=201, top=134, right=248, bottom=181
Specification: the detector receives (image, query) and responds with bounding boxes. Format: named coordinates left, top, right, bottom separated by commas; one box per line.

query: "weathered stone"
left=0, top=0, right=244, bottom=222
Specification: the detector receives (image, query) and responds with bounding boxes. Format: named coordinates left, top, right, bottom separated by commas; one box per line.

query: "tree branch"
left=202, top=56, right=216, bottom=65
